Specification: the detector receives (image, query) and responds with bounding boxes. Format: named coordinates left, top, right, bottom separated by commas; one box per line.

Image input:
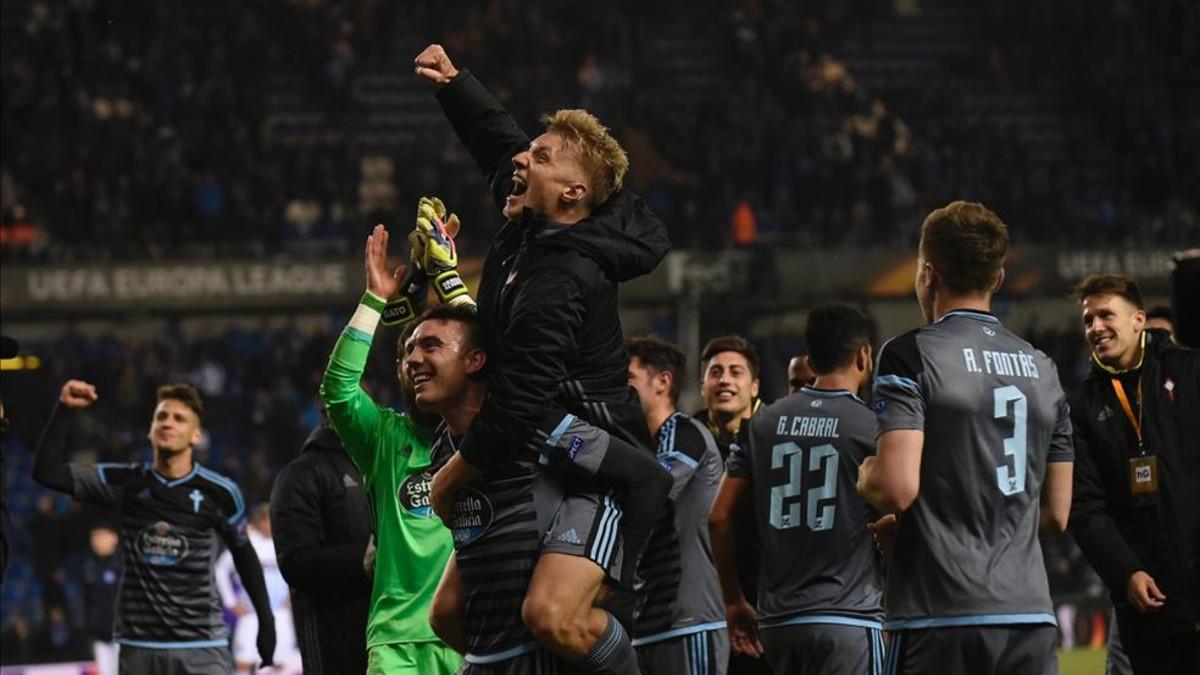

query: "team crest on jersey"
left=982, top=326, right=996, bottom=337
left=872, top=399, right=887, bottom=413
left=448, top=487, right=494, bottom=545
left=136, top=521, right=190, bottom=566
left=810, top=399, right=823, bottom=408
left=399, top=469, right=436, bottom=517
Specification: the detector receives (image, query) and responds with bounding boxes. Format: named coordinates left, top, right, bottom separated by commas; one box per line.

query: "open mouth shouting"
left=504, top=173, right=529, bottom=214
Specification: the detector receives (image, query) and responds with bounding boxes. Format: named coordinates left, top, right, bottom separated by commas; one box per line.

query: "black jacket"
left=436, top=71, right=670, bottom=473
left=1069, top=329, right=1200, bottom=643
left=270, top=422, right=373, bottom=675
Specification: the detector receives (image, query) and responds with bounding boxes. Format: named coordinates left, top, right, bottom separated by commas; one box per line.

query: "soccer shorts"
left=635, top=628, right=729, bottom=675
left=119, top=644, right=233, bottom=675
left=884, top=624, right=1056, bottom=675
left=541, top=490, right=624, bottom=583
left=457, top=647, right=568, bottom=674
left=367, top=641, right=463, bottom=675
left=759, top=622, right=884, bottom=675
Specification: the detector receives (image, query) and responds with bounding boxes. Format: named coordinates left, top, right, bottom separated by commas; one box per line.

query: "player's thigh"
left=525, top=552, right=606, bottom=622
left=760, top=623, right=875, bottom=675
left=369, top=642, right=463, bottom=675
left=539, top=491, right=624, bottom=586
left=179, top=646, right=237, bottom=675
left=636, top=629, right=729, bottom=675
left=996, top=625, right=1057, bottom=675
left=890, top=625, right=1055, bottom=675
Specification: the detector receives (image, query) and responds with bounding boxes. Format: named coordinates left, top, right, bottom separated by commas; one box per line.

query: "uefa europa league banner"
left=0, top=248, right=1176, bottom=316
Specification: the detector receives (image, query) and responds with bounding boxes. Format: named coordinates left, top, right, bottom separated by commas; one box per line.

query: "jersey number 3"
left=993, top=385, right=1028, bottom=495
left=770, top=442, right=838, bottom=531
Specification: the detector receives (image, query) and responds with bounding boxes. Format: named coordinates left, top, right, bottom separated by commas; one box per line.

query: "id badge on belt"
left=1129, top=454, right=1159, bottom=495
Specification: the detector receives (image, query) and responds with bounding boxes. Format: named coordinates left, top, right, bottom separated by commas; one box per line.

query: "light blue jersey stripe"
left=874, top=374, right=920, bottom=396
left=884, top=612, right=1056, bottom=630
left=631, top=621, right=727, bottom=646
left=117, top=638, right=227, bottom=649
left=758, top=613, right=884, bottom=631
left=465, top=641, right=538, bottom=664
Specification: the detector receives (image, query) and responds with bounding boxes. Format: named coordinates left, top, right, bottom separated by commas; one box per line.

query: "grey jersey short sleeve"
left=875, top=310, right=1071, bottom=630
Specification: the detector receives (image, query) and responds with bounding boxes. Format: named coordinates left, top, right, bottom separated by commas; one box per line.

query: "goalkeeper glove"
left=410, top=196, right=472, bottom=305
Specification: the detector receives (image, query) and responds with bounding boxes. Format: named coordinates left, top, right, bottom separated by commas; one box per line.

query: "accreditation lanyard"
left=1110, top=376, right=1145, bottom=455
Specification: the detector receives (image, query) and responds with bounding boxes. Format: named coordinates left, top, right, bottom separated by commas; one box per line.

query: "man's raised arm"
left=415, top=44, right=529, bottom=209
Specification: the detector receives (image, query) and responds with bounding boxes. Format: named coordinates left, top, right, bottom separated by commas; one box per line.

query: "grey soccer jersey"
left=70, top=462, right=248, bottom=647
left=872, top=309, right=1073, bottom=629
left=726, top=388, right=884, bottom=628
left=431, top=430, right=562, bottom=665
left=633, top=413, right=726, bottom=644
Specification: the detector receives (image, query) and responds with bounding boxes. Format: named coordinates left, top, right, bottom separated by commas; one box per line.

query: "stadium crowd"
left=2, top=0, right=1196, bottom=261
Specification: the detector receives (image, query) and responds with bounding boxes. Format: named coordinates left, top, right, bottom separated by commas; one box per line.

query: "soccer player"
left=857, top=201, right=1073, bottom=674
left=416, top=44, right=672, bottom=674
left=404, top=303, right=569, bottom=674
left=32, top=381, right=275, bottom=674
left=215, top=504, right=299, bottom=673
left=710, top=305, right=884, bottom=675
left=697, top=336, right=762, bottom=457
left=319, top=221, right=463, bottom=674
left=695, top=335, right=768, bottom=675
left=625, top=336, right=728, bottom=675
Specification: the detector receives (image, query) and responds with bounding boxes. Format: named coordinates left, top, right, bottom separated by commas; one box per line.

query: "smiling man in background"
left=1068, top=274, right=1200, bottom=675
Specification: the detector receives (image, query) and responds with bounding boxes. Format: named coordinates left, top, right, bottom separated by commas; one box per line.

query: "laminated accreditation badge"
left=1129, top=455, right=1159, bottom=495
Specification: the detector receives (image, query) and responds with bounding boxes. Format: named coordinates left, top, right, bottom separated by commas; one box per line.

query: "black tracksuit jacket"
left=270, top=422, right=373, bottom=675
left=1069, top=329, right=1200, bottom=645
left=435, top=71, right=670, bottom=474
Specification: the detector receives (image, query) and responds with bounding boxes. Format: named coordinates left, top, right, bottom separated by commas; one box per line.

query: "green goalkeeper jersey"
left=320, top=321, right=454, bottom=649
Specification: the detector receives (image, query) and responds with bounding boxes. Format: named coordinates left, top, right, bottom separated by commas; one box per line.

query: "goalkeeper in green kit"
left=319, top=198, right=472, bottom=674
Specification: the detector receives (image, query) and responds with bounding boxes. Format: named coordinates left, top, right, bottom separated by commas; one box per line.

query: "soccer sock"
left=594, top=436, right=672, bottom=577
left=578, top=611, right=640, bottom=675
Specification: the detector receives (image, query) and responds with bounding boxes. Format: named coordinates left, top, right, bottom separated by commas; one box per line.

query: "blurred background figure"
left=785, top=352, right=816, bottom=394
left=83, top=521, right=121, bottom=675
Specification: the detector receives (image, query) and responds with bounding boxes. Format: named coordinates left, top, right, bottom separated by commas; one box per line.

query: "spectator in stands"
left=31, top=605, right=89, bottom=664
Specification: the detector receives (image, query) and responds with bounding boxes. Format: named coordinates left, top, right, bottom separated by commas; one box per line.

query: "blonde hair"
left=541, top=109, right=629, bottom=207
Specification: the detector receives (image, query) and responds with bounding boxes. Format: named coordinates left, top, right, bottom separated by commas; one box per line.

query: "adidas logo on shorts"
left=557, top=528, right=582, bottom=544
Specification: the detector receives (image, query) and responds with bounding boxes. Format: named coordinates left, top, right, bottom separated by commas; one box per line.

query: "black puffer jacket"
left=437, top=71, right=670, bottom=473
left=270, top=421, right=373, bottom=675
left=1069, top=329, right=1200, bottom=645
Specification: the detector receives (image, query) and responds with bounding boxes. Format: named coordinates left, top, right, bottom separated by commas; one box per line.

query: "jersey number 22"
left=770, top=442, right=838, bottom=531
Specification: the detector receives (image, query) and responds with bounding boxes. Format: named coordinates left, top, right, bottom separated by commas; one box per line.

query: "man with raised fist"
left=416, top=43, right=673, bottom=675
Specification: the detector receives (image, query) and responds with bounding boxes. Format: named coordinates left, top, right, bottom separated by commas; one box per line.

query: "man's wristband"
left=433, top=270, right=470, bottom=304
left=381, top=297, right=417, bottom=327
left=349, top=291, right=386, bottom=336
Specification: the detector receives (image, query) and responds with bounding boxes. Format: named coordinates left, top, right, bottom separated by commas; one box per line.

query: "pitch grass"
left=1059, top=648, right=1107, bottom=675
